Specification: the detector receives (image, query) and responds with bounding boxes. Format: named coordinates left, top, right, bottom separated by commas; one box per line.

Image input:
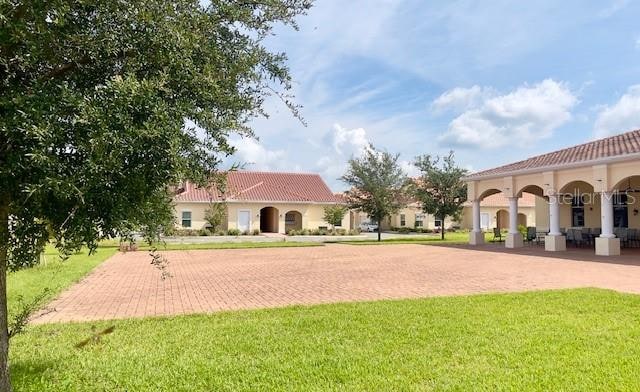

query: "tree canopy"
left=0, top=1, right=311, bottom=390
left=414, top=152, right=468, bottom=240
left=341, top=145, right=409, bottom=241
left=323, top=205, right=347, bottom=230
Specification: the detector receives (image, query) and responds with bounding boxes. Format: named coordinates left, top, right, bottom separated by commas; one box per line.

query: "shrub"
left=397, top=227, right=413, bottom=234
left=252, top=229, right=261, bottom=236
left=215, top=230, right=226, bottom=236
left=311, top=228, right=321, bottom=235
left=198, top=228, right=213, bottom=236
left=227, top=228, right=241, bottom=236
left=348, top=229, right=361, bottom=235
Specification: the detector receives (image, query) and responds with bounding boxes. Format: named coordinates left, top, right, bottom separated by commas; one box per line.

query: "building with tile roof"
left=173, top=171, right=348, bottom=233
left=464, top=129, right=640, bottom=256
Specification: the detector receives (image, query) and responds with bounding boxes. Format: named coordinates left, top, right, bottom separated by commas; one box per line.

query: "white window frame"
left=181, top=210, right=192, bottom=228
left=434, top=219, right=442, bottom=228
left=237, top=209, right=252, bottom=232
left=400, top=214, right=406, bottom=227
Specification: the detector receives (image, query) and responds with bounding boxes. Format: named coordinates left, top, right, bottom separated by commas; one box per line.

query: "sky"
left=225, top=0, right=640, bottom=190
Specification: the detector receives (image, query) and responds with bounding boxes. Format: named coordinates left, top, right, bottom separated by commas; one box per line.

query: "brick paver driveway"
left=32, top=244, right=640, bottom=323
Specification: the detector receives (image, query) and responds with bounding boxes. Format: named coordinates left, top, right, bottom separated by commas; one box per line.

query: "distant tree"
left=323, top=205, right=347, bottom=230
left=414, top=152, right=468, bottom=240
left=0, top=1, right=311, bottom=390
left=204, top=203, right=227, bottom=233
left=341, top=145, right=409, bottom=242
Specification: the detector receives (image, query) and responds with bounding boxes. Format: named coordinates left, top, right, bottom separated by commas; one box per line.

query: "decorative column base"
left=505, top=233, right=524, bottom=249
left=469, top=231, right=485, bottom=245
left=545, top=235, right=566, bottom=252
left=595, top=237, right=621, bottom=256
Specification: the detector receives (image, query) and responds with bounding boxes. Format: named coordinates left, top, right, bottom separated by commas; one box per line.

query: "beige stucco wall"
left=174, top=202, right=350, bottom=233
left=352, top=206, right=457, bottom=231
left=534, top=187, right=640, bottom=230
left=460, top=205, right=536, bottom=230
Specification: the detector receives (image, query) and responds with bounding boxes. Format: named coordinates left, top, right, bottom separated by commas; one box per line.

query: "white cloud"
left=593, top=85, right=640, bottom=139
left=316, top=123, right=372, bottom=181
left=331, top=123, right=369, bottom=155
left=438, top=79, right=578, bottom=149
left=400, top=160, right=421, bottom=178
left=431, top=86, right=493, bottom=114
left=230, top=138, right=286, bottom=171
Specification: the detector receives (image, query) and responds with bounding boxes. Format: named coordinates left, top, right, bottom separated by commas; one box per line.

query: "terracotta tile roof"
left=174, top=171, right=343, bottom=203
left=463, top=192, right=537, bottom=208
left=466, top=129, right=640, bottom=180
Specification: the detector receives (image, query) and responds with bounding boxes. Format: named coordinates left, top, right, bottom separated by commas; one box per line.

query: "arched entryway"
left=284, top=210, right=302, bottom=233
left=496, top=209, right=509, bottom=230
left=260, top=206, right=279, bottom=233
left=518, top=213, right=527, bottom=227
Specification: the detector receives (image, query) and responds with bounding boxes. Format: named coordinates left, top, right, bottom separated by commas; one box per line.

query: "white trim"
left=464, top=152, right=640, bottom=182
left=237, top=209, right=252, bottom=232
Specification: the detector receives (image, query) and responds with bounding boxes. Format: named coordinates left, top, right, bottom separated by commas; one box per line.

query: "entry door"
left=480, top=213, right=490, bottom=230
left=237, top=210, right=251, bottom=232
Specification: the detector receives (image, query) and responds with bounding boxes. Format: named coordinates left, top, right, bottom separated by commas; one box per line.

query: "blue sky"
left=227, top=0, right=640, bottom=190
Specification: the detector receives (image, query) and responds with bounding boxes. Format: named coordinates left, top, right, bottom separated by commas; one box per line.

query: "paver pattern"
left=32, top=244, right=640, bottom=323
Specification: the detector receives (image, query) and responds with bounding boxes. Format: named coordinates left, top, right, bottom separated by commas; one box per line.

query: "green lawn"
left=339, top=231, right=493, bottom=245
left=144, top=241, right=324, bottom=251
left=7, top=245, right=118, bottom=318
left=11, top=288, right=640, bottom=391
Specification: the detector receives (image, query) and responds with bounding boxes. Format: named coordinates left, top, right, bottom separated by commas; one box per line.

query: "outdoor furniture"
left=535, top=231, right=547, bottom=246
left=566, top=229, right=575, bottom=245
left=525, top=227, right=538, bottom=243
left=628, top=229, right=639, bottom=248
left=615, top=228, right=629, bottom=248
left=493, top=228, right=503, bottom=242
left=573, top=229, right=585, bottom=247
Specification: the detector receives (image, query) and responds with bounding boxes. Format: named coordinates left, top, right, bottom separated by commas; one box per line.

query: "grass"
left=7, top=245, right=117, bottom=318
left=339, top=231, right=493, bottom=245
left=10, top=288, right=640, bottom=391
left=142, top=241, right=324, bottom=251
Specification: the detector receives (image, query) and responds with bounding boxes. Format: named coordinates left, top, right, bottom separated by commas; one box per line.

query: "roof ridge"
left=231, top=170, right=323, bottom=177
left=468, top=129, right=640, bottom=179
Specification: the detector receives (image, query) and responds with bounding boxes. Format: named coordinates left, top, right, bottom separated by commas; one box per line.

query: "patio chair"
left=492, top=228, right=503, bottom=242
left=566, top=229, right=575, bottom=246
left=573, top=229, right=585, bottom=247
left=628, top=229, right=639, bottom=248
left=526, top=227, right=537, bottom=244
left=615, top=228, right=629, bottom=248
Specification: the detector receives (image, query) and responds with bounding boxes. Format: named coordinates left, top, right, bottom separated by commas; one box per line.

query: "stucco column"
left=545, top=193, right=566, bottom=251
left=509, top=197, right=519, bottom=234
left=600, top=192, right=615, bottom=238
left=596, top=191, right=620, bottom=256
left=469, top=200, right=484, bottom=245
left=506, top=197, right=523, bottom=248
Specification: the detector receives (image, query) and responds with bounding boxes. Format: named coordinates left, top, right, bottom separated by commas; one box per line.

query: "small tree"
left=323, top=205, right=347, bottom=230
left=414, top=151, right=468, bottom=240
left=341, top=145, right=409, bottom=242
left=204, top=203, right=227, bottom=233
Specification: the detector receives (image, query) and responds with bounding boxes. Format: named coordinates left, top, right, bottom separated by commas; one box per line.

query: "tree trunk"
left=441, top=215, right=445, bottom=241
left=377, top=218, right=381, bottom=242
left=0, top=199, right=11, bottom=392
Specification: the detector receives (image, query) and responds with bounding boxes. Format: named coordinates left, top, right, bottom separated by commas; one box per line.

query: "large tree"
left=341, top=145, right=409, bottom=242
left=0, top=0, right=311, bottom=390
left=414, top=152, right=468, bottom=240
